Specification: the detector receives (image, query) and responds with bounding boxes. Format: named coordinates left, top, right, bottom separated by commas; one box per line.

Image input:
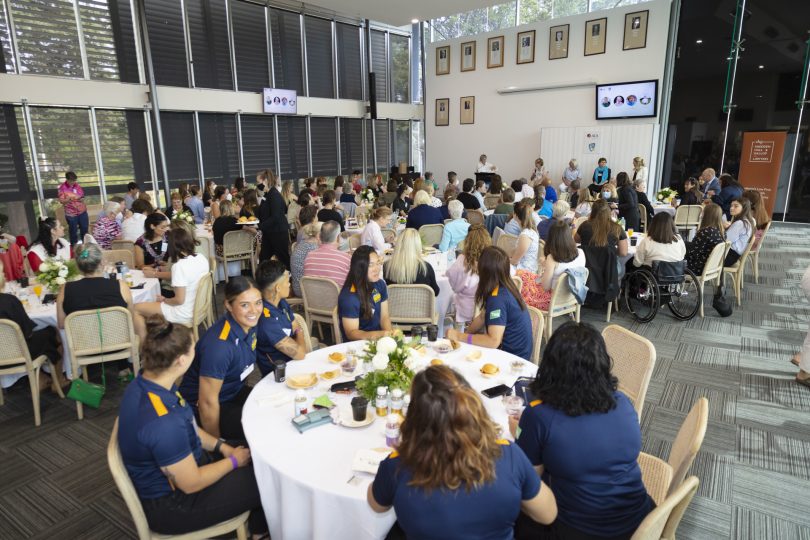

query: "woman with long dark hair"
left=337, top=246, right=394, bottom=341
left=26, top=218, right=71, bottom=272
left=616, top=171, right=640, bottom=231
left=575, top=199, right=629, bottom=257
left=257, top=170, right=290, bottom=268
left=632, top=212, right=686, bottom=269
left=686, top=203, right=725, bottom=275
left=514, top=322, right=653, bottom=540
left=369, top=365, right=557, bottom=538
left=447, top=246, right=532, bottom=360
left=741, top=189, right=770, bottom=251
left=724, top=197, right=755, bottom=267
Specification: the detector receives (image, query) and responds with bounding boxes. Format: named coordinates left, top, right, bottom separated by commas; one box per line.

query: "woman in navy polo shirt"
left=179, top=277, right=263, bottom=442
left=368, top=365, right=557, bottom=538
left=338, top=246, right=394, bottom=341
left=447, top=246, right=533, bottom=361
left=513, top=322, right=653, bottom=540
left=118, top=317, right=268, bottom=536
left=255, top=260, right=308, bottom=376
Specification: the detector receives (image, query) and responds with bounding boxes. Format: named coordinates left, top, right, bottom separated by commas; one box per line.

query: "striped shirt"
left=303, top=244, right=351, bottom=288
left=93, top=215, right=122, bottom=250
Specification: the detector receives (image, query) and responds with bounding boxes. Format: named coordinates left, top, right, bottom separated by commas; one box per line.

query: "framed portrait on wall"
left=548, top=24, right=569, bottom=60
left=623, top=10, right=649, bottom=50
left=461, top=41, right=476, bottom=72
left=460, top=96, right=475, bottom=125
left=435, top=98, right=449, bottom=126
left=584, top=18, right=607, bottom=56
left=436, top=46, right=450, bottom=75
left=487, top=36, right=504, bottom=68
left=516, top=30, right=536, bottom=64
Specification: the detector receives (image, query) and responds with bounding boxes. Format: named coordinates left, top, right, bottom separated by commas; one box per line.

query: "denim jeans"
left=65, top=211, right=88, bottom=245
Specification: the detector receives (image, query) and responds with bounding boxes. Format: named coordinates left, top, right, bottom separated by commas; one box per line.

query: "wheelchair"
left=623, top=260, right=701, bottom=323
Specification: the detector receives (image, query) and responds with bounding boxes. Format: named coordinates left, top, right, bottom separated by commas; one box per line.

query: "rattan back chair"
left=64, top=306, right=140, bottom=420
left=695, top=241, right=729, bottom=318
left=465, top=209, right=485, bottom=226
left=300, top=276, right=343, bottom=344
left=293, top=313, right=314, bottom=353
left=419, top=224, right=444, bottom=247
left=526, top=307, right=544, bottom=366
left=722, top=230, right=756, bottom=305
left=387, top=284, right=437, bottom=330
left=102, top=249, right=135, bottom=268
left=601, top=325, right=656, bottom=419
left=747, top=220, right=771, bottom=283
left=218, top=230, right=255, bottom=283
left=340, top=202, right=357, bottom=218
left=111, top=240, right=135, bottom=257
left=496, top=232, right=519, bottom=257
left=674, top=205, right=702, bottom=236
left=483, top=194, right=500, bottom=210
left=348, top=234, right=362, bottom=252
left=187, top=271, right=214, bottom=340
left=630, top=476, right=699, bottom=540
left=540, top=267, right=587, bottom=341
left=0, top=319, right=64, bottom=426
left=638, top=204, right=647, bottom=232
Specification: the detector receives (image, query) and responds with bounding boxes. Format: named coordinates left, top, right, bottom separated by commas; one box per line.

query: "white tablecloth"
left=423, top=252, right=453, bottom=337
left=195, top=224, right=242, bottom=282
left=242, top=340, right=538, bottom=540
left=1, top=270, right=160, bottom=387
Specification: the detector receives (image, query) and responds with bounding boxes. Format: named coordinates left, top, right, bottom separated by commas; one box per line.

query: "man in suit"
left=699, top=168, right=721, bottom=198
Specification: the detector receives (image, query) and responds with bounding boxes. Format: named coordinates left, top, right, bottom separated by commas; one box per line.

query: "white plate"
left=340, top=406, right=375, bottom=428
left=238, top=220, right=259, bottom=225
left=432, top=339, right=453, bottom=354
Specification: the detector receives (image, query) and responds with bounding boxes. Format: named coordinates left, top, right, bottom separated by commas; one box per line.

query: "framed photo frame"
left=548, top=24, right=569, bottom=60
left=487, top=36, right=504, bottom=68
left=435, top=98, right=449, bottom=126
left=623, top=10, right=649, bottom=50
left=436, top=45, right=450, bottom=75
left=584, top=18, right=607, bottom=56
left=460, top=96, right=475, bottom=125
left=516, top=30, right=536, bottom=64
left=461, top=41, right=476, bottom=72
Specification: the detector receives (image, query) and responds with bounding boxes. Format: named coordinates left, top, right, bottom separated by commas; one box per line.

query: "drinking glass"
left=32, top=284, right=43, bottom=298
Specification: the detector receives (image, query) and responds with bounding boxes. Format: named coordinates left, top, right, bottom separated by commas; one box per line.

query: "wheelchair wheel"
left=667, top=268, right=702, bottom=320
left=623, top=268, right=659, bottom=323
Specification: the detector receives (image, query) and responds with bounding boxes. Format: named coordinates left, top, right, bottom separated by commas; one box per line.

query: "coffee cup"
left=272, top=359, right=286, bottom=382
left=351, top=397, right=369, bottom=421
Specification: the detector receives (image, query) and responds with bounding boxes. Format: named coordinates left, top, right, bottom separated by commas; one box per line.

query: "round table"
left=652, top=204, right=676, bottom=216
left=242, top=340, right=538, bottom=540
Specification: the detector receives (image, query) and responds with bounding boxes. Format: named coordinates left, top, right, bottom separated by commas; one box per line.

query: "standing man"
left=699, top=168, right=721, bottom=198
left=475, top=154, right=497, bottom=173
left=124, top=182, right=140, bottom=210
left=58, top=171, right=89, bottom=245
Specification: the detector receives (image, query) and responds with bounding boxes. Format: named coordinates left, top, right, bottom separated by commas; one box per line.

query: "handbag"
left=66, top=310, right=106, bottom=408
left=712, top=281, right=733, bottom=318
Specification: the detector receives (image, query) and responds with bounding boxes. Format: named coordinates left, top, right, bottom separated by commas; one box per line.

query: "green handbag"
left=66, top=310, right=107, bottom=408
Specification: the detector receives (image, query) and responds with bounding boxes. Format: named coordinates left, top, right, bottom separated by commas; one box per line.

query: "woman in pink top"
left=446, top=225, right=491, bottom=323
left=57, top=171, right=89, bottom=245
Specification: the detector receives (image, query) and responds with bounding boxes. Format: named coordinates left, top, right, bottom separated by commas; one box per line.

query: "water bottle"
left=402, top=394, right=411, bottom=417
left=375, top=386, right=389, bottom=416
left=294, top=390, right=308, bottom=416
left=385, top=414, right=401, bottom=447
left=390, top=389, right=403, bottom=416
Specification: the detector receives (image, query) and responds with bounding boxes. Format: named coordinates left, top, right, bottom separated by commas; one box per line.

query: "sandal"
left=791, top=355, right=800, bottom=367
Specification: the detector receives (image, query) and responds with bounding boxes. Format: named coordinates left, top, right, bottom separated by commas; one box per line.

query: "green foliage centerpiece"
left=172, top=209, right=195, bottom=225
left=37, top=258, right=80, bottom=292
left=359, top=187, right=375, bottom=204
left=355, top=334, right=420, bottom=401
left=655, top=187, right=678, bottom=204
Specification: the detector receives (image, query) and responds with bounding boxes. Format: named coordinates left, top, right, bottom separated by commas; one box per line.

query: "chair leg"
left=735, top=273, right=742, bottom=306
left=606, top=302, right=612, bottom=322
left=48, top=361, right=65, bottom=398
left=575, top=305, right=581, bottom=323
left=699, top=280, right=705, bottom=318
left=236, top=522, right=248, bottom=540
left=223, top=257, right=229, bottom=282
left=0, top=384, right=4, bottom=406
left=27, top=368, right=41, bottom=427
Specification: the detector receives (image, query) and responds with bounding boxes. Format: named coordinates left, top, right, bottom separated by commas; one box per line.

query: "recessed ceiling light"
left=758, top=64, right=764, bottom=69
left=411, top=18, right=419, bottom=23
left=695, top=39, right=703, bottom=44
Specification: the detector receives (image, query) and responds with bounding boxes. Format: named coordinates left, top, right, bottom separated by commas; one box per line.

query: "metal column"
left=719, top=0, right=747, bottom=174
left=88, top=107, right=107, bottom=200
left=782, top=37, right=810, bottom=222
left=20, top=100, right=45, bottom=216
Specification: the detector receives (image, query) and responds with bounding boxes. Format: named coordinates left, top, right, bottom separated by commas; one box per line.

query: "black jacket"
left=582, top=245, right=621, bottom=305
left=617, top=185, right=640, bottom=231
left=637, top=191, right=655, bottom=223
left=258, top=188, right=288, bottom=233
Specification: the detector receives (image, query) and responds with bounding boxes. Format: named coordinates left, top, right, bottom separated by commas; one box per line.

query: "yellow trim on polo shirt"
left=389, top=450, right=399, bottom=458
left=491, top=286, right=499, bottom=296
left=148, top=392, right=168, bottom=417
left=263, top=307, right=271, bottom=318
left=496, top=439, right=510, bottom=445
left=219, top=320, right=231, bottom=340
left=350, top=284, right=356, bottom=293
left=530, top=399, right=542, bottom=407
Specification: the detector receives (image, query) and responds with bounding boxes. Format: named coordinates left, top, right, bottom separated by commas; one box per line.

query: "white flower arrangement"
left=355, top=333, right=416, bottom=401
left=655, top=187, right=678, bottom=204
left=173, top=210, right=195, bottom=224
left=37, top=257, right=79, bottom=292
left=359, top=187, right=375, bottom=204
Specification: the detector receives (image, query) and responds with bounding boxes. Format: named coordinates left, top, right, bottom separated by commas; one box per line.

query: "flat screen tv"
left=595, top=80, right=658, bottom=120
left=263, top=88, right=297, bottom=114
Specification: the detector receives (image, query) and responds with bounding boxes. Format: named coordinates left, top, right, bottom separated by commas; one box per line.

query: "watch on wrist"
left=214, top=437, right=225, bottom=455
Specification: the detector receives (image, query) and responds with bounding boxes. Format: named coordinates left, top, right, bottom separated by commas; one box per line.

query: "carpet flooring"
left=1, top=222, right=809, bottom=539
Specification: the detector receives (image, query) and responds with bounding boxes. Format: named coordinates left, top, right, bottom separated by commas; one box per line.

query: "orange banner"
left=738, top=131, right=787, bottom=217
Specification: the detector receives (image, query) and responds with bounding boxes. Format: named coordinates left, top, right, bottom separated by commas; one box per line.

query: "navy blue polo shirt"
left=485, top=285, right=532, bottom=361
left=337, top=280, right=388, bottom=341
left=256, top=299, right=295, bottom=376
left=118, top=375, right=203, bottom=499
left=179, top=313, right=258, bottom=405
left=372, top=441, right=541, bottom=540
left=516, top=392, right=653, bottom=537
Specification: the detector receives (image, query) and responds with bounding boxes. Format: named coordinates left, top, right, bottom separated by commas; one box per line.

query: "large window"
left=369, top=30, right=388, bottom=102
left=392, top=120, right=409, bottom=167
left=198, top=113, right=240, bottom=183
left=231, top=0, right=268, bottom=93
left=270, top=9, right=303, bottom=94
left=187, top=0, right=233, bottom=90
left=95, top=109, right=151, bottom=193
left=336, top=23, right=362, bottom=100
left=310, top=117, right=337, bottom=177
left=79, top=0, right=124, bottom=80
left=154, top=112, right=197, bottom=187
left=340, top=118, right=363, bottom=175
left=276, top=116, right=308, bottom=180
left=10, top=0, right=84, bottom=78
left=374, top=120, right=389, bottom=172
left=144, top=0, right=188, bottom=87
left=0, top=105, right=37, bottom=237
left=389, top=34, right=409, bottom=104
left=240, top=114, right=276, bottom=180
left=0, top=6, right=16, bottom=73
left=305, top=16, right=334, bottom=99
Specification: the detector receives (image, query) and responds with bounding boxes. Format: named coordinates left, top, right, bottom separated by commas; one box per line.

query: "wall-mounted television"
left=263, top=88, right=297, bottom=114
left=595, top=80, right=658, bottom=120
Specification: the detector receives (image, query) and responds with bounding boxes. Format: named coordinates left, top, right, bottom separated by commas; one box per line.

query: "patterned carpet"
left=0, top=222, right=809, bottom=539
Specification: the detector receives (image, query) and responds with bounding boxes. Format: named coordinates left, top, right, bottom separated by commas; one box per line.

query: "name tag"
left=240, top=363, right=255, bottom=381
left=283, top=328, right=292, bottom=337
left=161, top=242, right=168, bottom=253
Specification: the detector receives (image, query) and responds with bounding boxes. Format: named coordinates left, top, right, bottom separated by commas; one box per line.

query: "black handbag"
left=712, top=282, right=733, bottom=317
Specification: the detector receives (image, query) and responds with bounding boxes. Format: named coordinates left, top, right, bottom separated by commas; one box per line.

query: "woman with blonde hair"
left=280, top=180, right=294, bottom=208
left=360, top=206, right=393, bottom=254
left=574, top=187, right=595, bottom=218
left=632, top=156, right=648, bottom=183
left=446, top=224, right=491, bottom=323
left=686, top=202, right=725, bottom=275
left=406, top=189, right=444, bottom=230
left=369, top=365, right=557, bottom=537
left=383, top=228, right=439, bottom=295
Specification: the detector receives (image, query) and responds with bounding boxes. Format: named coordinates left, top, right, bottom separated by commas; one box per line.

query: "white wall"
left=425, top=0, right=672, bottom=186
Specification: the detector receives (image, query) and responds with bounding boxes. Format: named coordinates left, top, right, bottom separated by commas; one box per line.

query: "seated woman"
left=27, top=218, right=71, bottom=273
left=239, top=189, right=259, bottom=220
left=134, top=227, right=210, bottom=338
left=290, top=222, right=320, bottom=297
left=686, top=203, right=725, bottom=275
left=574, top=187, right=595, bottom=218
left=635, top=180, right=655, bottom=224
left=213, top=200, right=257, bottom=259
left=338, top=246, right=394, bottom=341
left=92, top=201, right=123, bottom=250
left=317, top=190, right=345, bottom=232
left=742, top=189, right=770, bottom=251
left=392, top=184, right=413, bottom=215
left=537, top=200, right=570, bottom=242
left=724, top=197, right=755, bottom=267
left=510, top=203, right=540, bottom=273
left=0, top=261, right=67, bottom=391
left=406, top=190, right=443, bottom=230
left=680, top=177, right=702, bottom=206
left=631, top=212, right=686, bottom=271
left=339, top=183, right=357, bottom=204
left=255, top=260, right=308, bottom=377
left=447, top=246, right=533, bottom=361
left=504, top=199, right=538, bottom=236
left=616, top=172, right=640, bottom=232
left=541, top=176, right=557, bottom=203
left=165, top=191, right=190, bottom=221
left=369, top=365, right=557, bottom=538
left=521, top=221, right=586, bottom=312
left=575, top=199, right=629, bottom=259
left=446, top=224, right=491, bottom=324
left=360, top=206, right=393, bottom=254
left=711, top=174, right=745, bottom=220
left=118, top=316, right=268, bottom=537
left=514, top=322, right=653, bottom=540
left=178, top=277, right=262, bottom=442
left=135, top=212, right=171, bottom=280
left=494, top=188, right=515, bottom=215
left=438, top=200, right=469, bottom=258
left=287, top=191, right=310, bottom=228
left=383, top=228, right=440, bottom=296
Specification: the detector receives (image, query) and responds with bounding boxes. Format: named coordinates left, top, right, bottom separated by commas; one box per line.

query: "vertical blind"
left=154, top=112, right=197, bottom=187
left=339, top=118, right=363, bottom=175
left=240, top=114, right=276, bottom=179
left=231, top=0, right=268, bottom=93
left=389, top=34, right=409, bottom=104
left=335, top=23, right=362, bottom=100
left=309, top=117, right=337, bottom=176
left=370, top=30, right=388, bottom=103
left=104, top=0, right=140, bottom=83
left=0, top=105, right=30, bottom=201
left=198, top=113, right=240, bottom=183
left=187, top=0, right=233, bottom=90
left=270, top=9, right=303, bottom=94
left=10, top=0, right=84, bottom=78
left=144, top=0, right=188, bottom=87
left=304, top=16, right=333, bottom=99
left=277, top=116, right=308, bottom=179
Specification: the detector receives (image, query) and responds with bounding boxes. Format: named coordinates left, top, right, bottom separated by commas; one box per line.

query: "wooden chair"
left=539, top=268, right=587, bottom=341
left=293, top=313, right=315, bottom=353
left=465, top=209, right=485, bottom=226
left=387, top=284, right=437, bottom=330
left=638, top=204, right=648, bottom=232
left=722, top=232, right=756, bottom=306
left=300, top=276, right=343, bottom=344
left=483, top=194, right=500, bottom=210
left=64, top=307, right=140, bottom=420
left=381, top=228, right=396, bottom=244
left=347, top=234, right=362, bottom=251
left=601, top=325, right=656, bottom=420
left=217, top=230, right=255, bottom=283
left=747, top=220, right=771, bottom=284
left=673, top=205, right=702, bottom=237
left=496, top=232, right=519, bottom=257
left=194, top=235, right=218, bottom=316
left=186, top=272, right=214, bottom=340
left=107, top=419, right=249, bottom=540
left=102, top=249, right=135, bottom=268
left=558, top=191, right=571, bottom=203
left=638, top=398, right=708, bottom=505
left=695, top=241, right=729, bottom=318
left=419, top=224, right=444, bottom=247
left=630, top=476, right=699, bottom=540
left=492, top=226, right=505, bottom=247
left=526, top=307, right=544, bottom=365
left=0, top=319, right=65, bottom=426
left=111, top=239, right=135, bottom=257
